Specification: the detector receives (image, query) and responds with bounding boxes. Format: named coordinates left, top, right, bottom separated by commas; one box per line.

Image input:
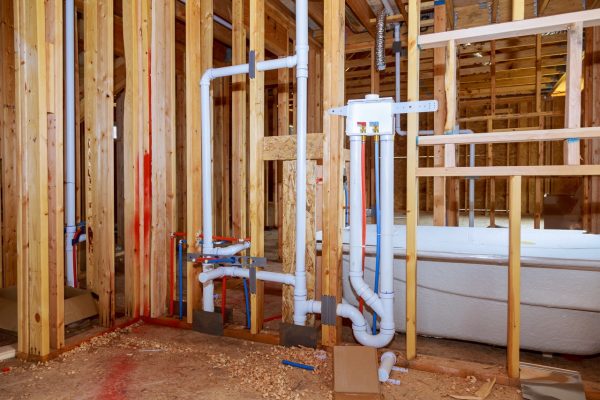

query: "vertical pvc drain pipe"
left=292, top=0, right=310, bottom=326
left=372, top=137, right=381, bottom=334
left=65, top=0, right=77, bottom=287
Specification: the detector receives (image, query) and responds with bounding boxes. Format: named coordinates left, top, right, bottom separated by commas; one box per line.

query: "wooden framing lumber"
left=487, top=11, right=497, bottom=228
left=432, top=0, right=446, bottom=226
left=507, top=175, right=521, bottom=379
left=512, top=0, right=524, bottom=21
left=418, top=9, right=600, bottom=49
left=123, top=0, right=150, bottom=318
left=249, top=0, right=265, bottom=334
left=417, top=127, right=600, bottom=146
left=346, top=0, right=376, bottom=38
left=14, top=0, right=58, bottom=357
left=564, top=21, right=583, bottom=165
left=444, top=39, right=458, bottom=226
left=0, top=0, right=17, bottom=288
left=84, top=0, right=115, bottom=328
left=281, top=161, right=316, bottom=326
left=231, top=0, right=247, bottom=242
left=416, top=165, right=600, bottom=177
left=534, top=35, right=543, bottom=229
left=263, top=134, right=324, bottom=161
left=276, top=42, right=290, bottom=259
left=45, top=0, right=65, bottom=350
left=186, top=0, right=210, bottom=323
left=321, top=0, right=345, bottom=347
left=405, top=0, right=420, bottom=361
left=149, top=0, right=176, bottom=318
left=15, top=0, right=50, bottom=356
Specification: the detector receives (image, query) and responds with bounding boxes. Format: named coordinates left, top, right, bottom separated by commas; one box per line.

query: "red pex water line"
left=263, top=314, right=282, bottom=323
left=359, top=138, right=367, bottom=313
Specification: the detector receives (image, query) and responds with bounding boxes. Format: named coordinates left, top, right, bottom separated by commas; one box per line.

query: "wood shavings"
left=206, top=345, right=333, bottom=399
left=449, top=377, right=496, bottom=400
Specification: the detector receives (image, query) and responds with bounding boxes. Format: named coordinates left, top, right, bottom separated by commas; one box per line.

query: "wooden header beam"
left=416, top=165, right=600, bottom=177
left=417, top=127, right=600, bottom=146
left=418, top=9, right=600, bottom=49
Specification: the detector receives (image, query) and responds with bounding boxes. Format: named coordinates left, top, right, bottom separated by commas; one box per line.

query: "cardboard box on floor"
left=334, top=345, right=382, bottom=400
left=0, top=286, right=97, bottom=332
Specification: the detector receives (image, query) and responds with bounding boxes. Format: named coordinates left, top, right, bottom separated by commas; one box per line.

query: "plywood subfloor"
left=0, top=323, right=523, bottom=399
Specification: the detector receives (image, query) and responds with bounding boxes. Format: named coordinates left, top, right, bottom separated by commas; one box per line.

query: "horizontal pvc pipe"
left=204, top=242, right=251, bottom=257
left=397, top=129, right=474, bottom=136
left=199, top=266, right=295, bottom=286
left=213, top=14, right=233, bottom=30
left=257, top=56, right=297, bottom=72
left=201, top=64, right=250, bottom=86
left=177, top=1, right=234, bottom=31
left=378, top=352, right=397, bottom=382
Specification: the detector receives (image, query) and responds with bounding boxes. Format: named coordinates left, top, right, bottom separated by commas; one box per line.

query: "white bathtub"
left=319, top=225, right=600, bottom=355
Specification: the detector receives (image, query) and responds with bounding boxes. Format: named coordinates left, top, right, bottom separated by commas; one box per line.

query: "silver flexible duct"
left=376, top=9, right=387, bottom=71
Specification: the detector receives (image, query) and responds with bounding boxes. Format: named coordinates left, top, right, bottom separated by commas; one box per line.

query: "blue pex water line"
left=242, top=278, right=251, bottom=329
left=178, top=240, right=186, bottom=320
left=205, top=257, right=236, bottom=264
left=344, top=180, right=349, bottom=226
left=281, top=360, right=315, bottom=371
left=372, top=138, right=382, bottom=335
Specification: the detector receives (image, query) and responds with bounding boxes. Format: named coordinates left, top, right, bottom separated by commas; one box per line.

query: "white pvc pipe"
left=257, top=56, right=297, bottom=72
left=293, top=0, right=310, bottom=326
left=380, top=0, right=396, bottom=15
left=394, top=23, right=402, bottom=134
left=377, top=135, right=396, bottom=338
left=349, top=137, right=385, bottom=317
left=199, top=266, right=295, bottom=286
left=200, top=64, right=250, bottom=258
left=200, top=64, right=252, bottom=312
left=469, top=143, right=475, bottom=227
left=378, top=352, right=397, bottom=382
left=209, top=242, right=251, bottom=256
left=213, top=14, right=233, bottom=30
left=65, top=0, right=76, bottom=287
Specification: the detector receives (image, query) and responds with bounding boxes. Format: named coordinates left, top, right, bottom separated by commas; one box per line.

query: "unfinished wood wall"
left=84, top=0, right=115, bottom=327
left=150, top=0, right=176, bottom=318
left=0, top=0, right=17, bottom=289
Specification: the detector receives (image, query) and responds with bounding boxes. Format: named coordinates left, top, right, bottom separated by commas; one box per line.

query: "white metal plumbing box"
left=345, top=94, right=394, bottom=136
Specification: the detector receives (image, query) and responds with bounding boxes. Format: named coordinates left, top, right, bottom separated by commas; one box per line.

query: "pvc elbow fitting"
left=378, top=352, right=397, bottom=382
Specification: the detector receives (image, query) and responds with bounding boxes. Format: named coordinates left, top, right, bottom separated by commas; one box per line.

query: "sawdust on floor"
left=0, top=322, right=522, bottom=400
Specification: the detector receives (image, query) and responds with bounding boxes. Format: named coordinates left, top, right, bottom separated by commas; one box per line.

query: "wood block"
left=334, top=346, right=381, bottom=400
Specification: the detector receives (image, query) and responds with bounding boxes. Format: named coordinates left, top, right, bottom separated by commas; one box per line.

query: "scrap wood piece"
left=450, top=377, right=496, bottom=400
